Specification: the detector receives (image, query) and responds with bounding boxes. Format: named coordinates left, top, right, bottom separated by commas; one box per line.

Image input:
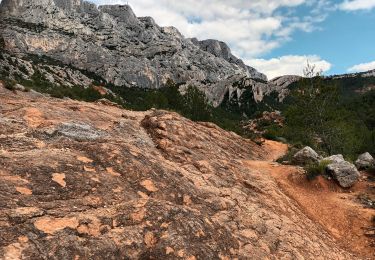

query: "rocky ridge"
left=0, top=81, right=363, bottom=259
left=0, top=0, right=271, bottom=106
left=1, top=0, right=374, bottom=108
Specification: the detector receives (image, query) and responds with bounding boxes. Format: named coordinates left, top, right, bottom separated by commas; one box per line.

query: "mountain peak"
left=98, top=4, right=138, bottom=24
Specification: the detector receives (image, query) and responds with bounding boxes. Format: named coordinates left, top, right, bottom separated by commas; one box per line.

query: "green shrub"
left=4, top=79, right=17, bottom=91
left=182, top=85, right=212, bottom=121
left=276, top=147, right=298, bottom=164
left=305, top=160, right=331, bottom=180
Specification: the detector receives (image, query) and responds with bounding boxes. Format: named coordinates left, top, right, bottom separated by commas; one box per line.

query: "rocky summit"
left=0, top=0, right=272, bottom=106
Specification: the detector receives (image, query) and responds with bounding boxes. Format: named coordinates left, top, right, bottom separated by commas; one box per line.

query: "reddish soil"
left=245, top=141, right=375, bottom=258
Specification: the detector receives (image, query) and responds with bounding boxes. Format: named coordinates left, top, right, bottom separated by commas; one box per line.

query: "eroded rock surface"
left=0, top=83, right=358, bottom=259
left=0, top=0, right=267, bottom=106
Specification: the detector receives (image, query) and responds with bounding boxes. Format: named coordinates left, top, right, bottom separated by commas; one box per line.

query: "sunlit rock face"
left=0, top=83, right=356, bottom=259
left=0, top=0, right=269, bottom=106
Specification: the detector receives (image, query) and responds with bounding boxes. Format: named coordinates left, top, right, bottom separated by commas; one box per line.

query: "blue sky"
left=94, top=0, right=375, bottom=79
left=266, top=2, right=375, bottom=76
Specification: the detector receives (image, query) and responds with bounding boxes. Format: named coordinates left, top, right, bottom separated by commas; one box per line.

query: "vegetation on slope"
left=262, top=65, right=375, bottom=159
left=1, top=55, right=374, bottom=159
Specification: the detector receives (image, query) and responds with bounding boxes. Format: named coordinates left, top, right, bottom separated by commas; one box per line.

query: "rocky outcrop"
left=292, top=146, right=321, bottom=165
left=355, top=152, right=375, bottom=170
left=0, top=52, right=94, bottom=88
left=191, top=38, right=267, bottom=81
left=0, top=0, right=267, bottom=106
left=225, top=75, right=301, bottom=106
left=243, top=111, right=283, bottom=135
left=0, top=81, right=358, bottom=259
left=267, top=75, right=301, bottom=101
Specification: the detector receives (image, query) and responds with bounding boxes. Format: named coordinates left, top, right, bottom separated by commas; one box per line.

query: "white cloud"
left=339, top=0, right=375, bottom=11
left=246, top=55, right=332, bottom=79
left=347, top=61, right=375, bottom=72
left=93, top=0, right=330, bottom=59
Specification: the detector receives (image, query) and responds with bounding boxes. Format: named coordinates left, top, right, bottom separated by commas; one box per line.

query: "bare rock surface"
left=0, top=83, right=359, bottom=259
left=0, top=0, right=267, bottom=106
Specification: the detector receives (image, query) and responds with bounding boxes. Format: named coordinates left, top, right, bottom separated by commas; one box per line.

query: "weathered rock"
left=322, top=154, right=345, bottom=164
left=191, top=38, right=267, bottom=81
left=292, top=146, right=320, bottom=165
left=0, top=52, right=94, bottom=88
left=355, top=152, right=375, bottom=170
left=319, top=154, right=361, bottom=188
left=327, top=161, right=360, bottom=188
left=0, top=81, right=357, bottom=259
left=52, top=122, right=107, bottom=141
left=0, top=0, right=268, bottom=106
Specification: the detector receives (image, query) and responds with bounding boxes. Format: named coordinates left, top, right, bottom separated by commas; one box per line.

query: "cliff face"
left=0, top=0, right=268, bottom=106
left=0, top=82, right=357, bottom=259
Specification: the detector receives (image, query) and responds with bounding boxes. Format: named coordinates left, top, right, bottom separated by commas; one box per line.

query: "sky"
left=93, top=0, right=373, bottom=79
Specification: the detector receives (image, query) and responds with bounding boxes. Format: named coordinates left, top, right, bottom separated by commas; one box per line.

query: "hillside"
left=0, top=1, right=374, bottom=258
left=2, top=82, right=373, bottom=259
left=0, top=0, right=268, bottom=106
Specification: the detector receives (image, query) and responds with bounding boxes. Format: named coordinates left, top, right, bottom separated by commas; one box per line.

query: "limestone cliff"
left=0, top=0, right=268, bottom=106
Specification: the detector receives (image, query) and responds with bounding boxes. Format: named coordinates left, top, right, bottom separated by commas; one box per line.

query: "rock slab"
left=0, top=82, right=356, bottom=259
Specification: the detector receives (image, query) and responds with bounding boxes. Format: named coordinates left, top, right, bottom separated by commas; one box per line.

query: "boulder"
left=292, top=146, right=320, bottom=165
left=355, top=152, right=374, bottom=170
left=321, top=154, right=345, bottom=164
left=326, top=161, right=360, bottom=188
left=13, top=83, right=26, bottom=91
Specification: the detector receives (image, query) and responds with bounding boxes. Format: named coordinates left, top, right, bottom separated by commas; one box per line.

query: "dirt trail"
left=261, top=139, right=289, bottom=161
left=245, top=140, right=374, bottom=258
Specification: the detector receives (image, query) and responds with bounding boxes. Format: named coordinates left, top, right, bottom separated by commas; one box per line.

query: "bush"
left=278, top=69, right=375, bottom=159
left=305, top=160, right=331, bottom=180
left=182, top=85, right=212, bottom=121
left=276, top=147, right=299, bottom=164
left=4, top=79, right=17, bottom=91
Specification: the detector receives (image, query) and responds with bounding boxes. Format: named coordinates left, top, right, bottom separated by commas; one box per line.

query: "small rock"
left=96, top=98, right=122, bottom=108
left=14, top=84, right=26, bottom=91
left=292, top=146, right=320, bottom=165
